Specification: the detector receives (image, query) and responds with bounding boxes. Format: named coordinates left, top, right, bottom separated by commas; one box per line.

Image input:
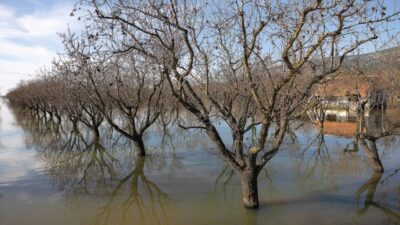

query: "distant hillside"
left=344, top=46, right=400, bottom=70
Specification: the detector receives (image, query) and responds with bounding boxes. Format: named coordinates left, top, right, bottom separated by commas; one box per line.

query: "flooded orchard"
left=1, top=100, right=400, bottom=225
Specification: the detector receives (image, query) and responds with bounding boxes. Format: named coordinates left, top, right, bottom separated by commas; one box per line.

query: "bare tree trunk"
left=360, top=139, right=384, bottom=173
left=356, top=98, right=383, bottom=172
left=240, top=169, right=259, bottom=209
left=41, top=110, right=47, bottom=120
left=55, top=113, right=62, bottom=124
left=133, top=136, right=146, bottom=157
left=357, top=100, right=367, bottom=133
left=72, top=120, right=78, bottom=131
left=92, top=126, right=100, bottom=139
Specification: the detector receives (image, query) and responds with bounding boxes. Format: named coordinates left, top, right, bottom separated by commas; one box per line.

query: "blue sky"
left=0, top=0, right=79, bottom=95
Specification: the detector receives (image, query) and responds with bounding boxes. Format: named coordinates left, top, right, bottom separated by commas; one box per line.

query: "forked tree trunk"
left=240, top=169, right=259, bottom=209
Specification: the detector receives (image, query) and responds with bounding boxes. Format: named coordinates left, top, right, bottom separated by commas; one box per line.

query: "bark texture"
left=240, top=169, right=259, bottom=209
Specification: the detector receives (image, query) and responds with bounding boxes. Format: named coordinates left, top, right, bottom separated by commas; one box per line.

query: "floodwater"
left=1, top=100, right=400, bottom=225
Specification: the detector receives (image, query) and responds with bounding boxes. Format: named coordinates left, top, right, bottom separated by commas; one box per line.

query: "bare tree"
left=75, top=0, right=400, bottom=208
left=59, top=30, right=168, bottom=156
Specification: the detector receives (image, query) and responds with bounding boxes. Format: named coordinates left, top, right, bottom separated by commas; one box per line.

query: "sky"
left=0, top=0, right=79, bottom=96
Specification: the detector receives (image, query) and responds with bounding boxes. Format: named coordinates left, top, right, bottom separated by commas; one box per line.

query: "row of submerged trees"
left=6, top=0, right=400, bottom=209
left=13, top=103, right=400, bottom=224
left=7, top=51, right=172, bottom=156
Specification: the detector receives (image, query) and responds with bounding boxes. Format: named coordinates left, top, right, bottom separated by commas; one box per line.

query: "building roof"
left=314, top=77, right=370, bottom=98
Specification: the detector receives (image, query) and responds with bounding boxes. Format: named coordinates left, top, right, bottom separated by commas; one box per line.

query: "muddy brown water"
left=1, top=101, right=400, bottom=225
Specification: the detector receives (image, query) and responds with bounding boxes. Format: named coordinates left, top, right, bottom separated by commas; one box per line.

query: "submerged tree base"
left=243, top=201, right=259, bottom=209
left=241, top=170, right=259, bottom=209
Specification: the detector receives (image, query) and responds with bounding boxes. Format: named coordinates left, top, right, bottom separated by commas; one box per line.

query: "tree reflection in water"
left=93, top=157, right=169, bottom=225
left=7, top=103, right=400, bottom=224
left=297, top=131, right=331, bottom=180
left=355, top=109, right=400, bottom=223
left=355, top=171, right=400, bottom=223
left=352, top=108, right=400, bottom=222
left=279, top=115, right=400, bottom=224
left=11, top=106, right=186, bottom=225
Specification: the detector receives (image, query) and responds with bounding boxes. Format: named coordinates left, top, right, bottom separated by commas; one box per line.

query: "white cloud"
left=0, top=61, right=37, bottom=94
left=0, top=40, right=55, bottom=63
left=0, top=2, right=81, bottom=95
left=0, top=5, right=24, bottom=40
left=0, top=3, right=79, bottom=41
left=19, top=16, right=67, bottom=37
left=0, top=4, right=14, bottom=18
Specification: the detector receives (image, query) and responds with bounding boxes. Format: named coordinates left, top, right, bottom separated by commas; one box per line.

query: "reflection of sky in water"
left=0, top=100, right=43, bottom=185
left=1, top=100, right=400, bottom=225
left=0, top=100, right=64, bottom=225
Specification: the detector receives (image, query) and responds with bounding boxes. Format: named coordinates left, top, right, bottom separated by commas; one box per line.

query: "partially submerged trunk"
left=359, top=139, right=384, bottom=173
left=356, top=99, right=383, bottom=173
left=240, top=169, right=259, bottom=209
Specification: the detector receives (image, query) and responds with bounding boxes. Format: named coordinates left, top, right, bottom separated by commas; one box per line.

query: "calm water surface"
left=1, top=100, right=400, bottom=225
